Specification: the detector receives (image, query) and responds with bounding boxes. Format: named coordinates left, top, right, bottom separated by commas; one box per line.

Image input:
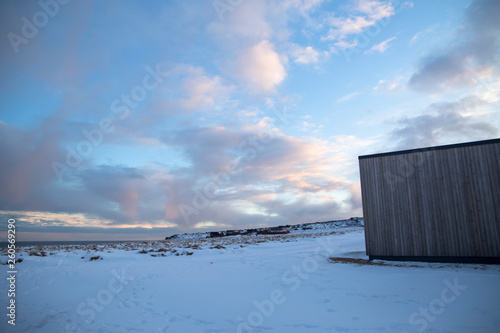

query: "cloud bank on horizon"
left=0, top=0, right=499, bottom=240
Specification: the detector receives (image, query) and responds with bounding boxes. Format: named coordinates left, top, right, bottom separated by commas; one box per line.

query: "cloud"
left=0, top=116, right=359, bottom=233
left=408, top=0, right=500, bottom=94
left=164, top=120, right=348, bottom=196
left=373, top=79, right=403, bottom=93
left=238, top=135, right=347, bottom=192
left=207, top=0, right=271, bottom=45
left=391, top=96, right=498, bottom=149
left=473, top=76, right=500, bottom=103
left=409, top=25, right=438, bottom=45
left=408, top=53, right=494, bottom=94
left=290, top=45, right=320, bottom=64
left=409, top=31, right=423, bottom=45
left=207, top=1, right=297, bottom=95
left=281, top=0, right=325, bottom=14
left=323, top=0, right=395, bottom=50
left=1, top=0, right=387, bottom=241
left=365, top=36, right=396, bottom=54
left=0, top=122, right=63, bottom=208
left=254, top=197, right=344, bottom=225
left=156, top=120, right=359, bottom=228
left=207, top=1, right=335, bottom=93
left=337, top=92, right=361, bottom=103
left=346, top=183, right=363, bottom=214
left=0, top=119, right=177, bottom=227
left=235, top=40, right=287, bottom=93
left=0, top=210, right=178, bottom=241
left=173, top=65, right=234, bottom=111
left=166, top=125, right=241, bottom=175
left=356, top=0, right=395, bottom=20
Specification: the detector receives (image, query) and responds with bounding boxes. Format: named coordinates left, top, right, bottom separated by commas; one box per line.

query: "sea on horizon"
left=0, top=239, right=158, bottom=248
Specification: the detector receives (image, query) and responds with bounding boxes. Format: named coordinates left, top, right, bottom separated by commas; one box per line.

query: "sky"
left=0, top=0, right=499, bottom=241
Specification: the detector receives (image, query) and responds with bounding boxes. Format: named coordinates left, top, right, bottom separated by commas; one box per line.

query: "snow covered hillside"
left=1, top=224, right=499, bottom=333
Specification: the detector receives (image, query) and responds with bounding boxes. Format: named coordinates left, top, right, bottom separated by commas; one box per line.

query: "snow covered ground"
left=1, top=227, right=500, bottom=333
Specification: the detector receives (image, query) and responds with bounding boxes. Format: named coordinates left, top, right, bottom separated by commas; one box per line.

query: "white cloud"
left=357, top=0, right=394, bottom=20
left=473, top=76, right=500, bottom=103
left=161, top=64, right=234, bottom=111
left=408, top=26, right=438, bottom=46
left=365, top=36, right=396, bottom=54
left=282, top=0, right=325, bottom=14
left=409, top=31, right=422, bottom=45
left=178, top=67, right=233, bottom=110
left=238, top=109, right=260, bottom=118
left=290, top=44, right=320, bottom=64
left=336, top=91, right=361, bottom=103
left=373, top=79, right=403, bottom=93
left=323, top=0, right=395, bottom=50
left=236, top=40, right=287, bottom=93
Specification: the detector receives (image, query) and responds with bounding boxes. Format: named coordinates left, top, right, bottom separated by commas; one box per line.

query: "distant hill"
left=165, top=217, right=364, bottom=240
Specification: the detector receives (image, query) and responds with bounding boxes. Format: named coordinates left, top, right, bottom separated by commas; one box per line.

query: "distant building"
left=346, top=217, right=364, bottom=226
left=358, top=139, right=500, bottom=264
left=258, top=227, right=290, bottom=235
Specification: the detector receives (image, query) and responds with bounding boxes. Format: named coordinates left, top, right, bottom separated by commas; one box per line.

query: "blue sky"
left=1, top=0, right=499, bottom=241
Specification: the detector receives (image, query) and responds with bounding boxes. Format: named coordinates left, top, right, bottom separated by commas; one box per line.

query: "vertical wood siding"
left=359, top=140, right=500, bottom=258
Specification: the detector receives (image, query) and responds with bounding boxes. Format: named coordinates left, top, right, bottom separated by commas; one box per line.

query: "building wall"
left=359, top=139, right=500, bottom=259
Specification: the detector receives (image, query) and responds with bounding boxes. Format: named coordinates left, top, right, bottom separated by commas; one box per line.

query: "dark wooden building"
left=358, top=139, right=500, bottom=263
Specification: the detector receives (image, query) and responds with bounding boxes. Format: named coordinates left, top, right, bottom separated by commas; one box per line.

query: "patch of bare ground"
left=328, top=257, right=420, bottom=267
left=328, top=257, right=492, bottom=270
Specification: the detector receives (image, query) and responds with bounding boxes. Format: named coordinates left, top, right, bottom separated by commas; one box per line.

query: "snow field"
left=1, top=229, right=499, bottom=332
